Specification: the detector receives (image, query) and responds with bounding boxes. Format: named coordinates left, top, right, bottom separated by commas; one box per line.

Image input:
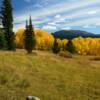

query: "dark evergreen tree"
left=28, top=16, right=36, bottom=49
left=0, top=29, right=7, bottom=49
left=52, top=38, right=60, bottom=54
left=1, top=0, right=16, bottom=50
left=24, top=16, right=36, bottom=54
left=66, top=40, right=75, bottom=53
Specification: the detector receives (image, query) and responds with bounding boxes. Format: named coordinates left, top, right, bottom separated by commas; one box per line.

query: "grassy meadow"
left=0, top=50, right=100, bottom=100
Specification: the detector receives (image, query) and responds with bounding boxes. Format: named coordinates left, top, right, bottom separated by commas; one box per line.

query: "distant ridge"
left=52, top=30, right=100, bottom=39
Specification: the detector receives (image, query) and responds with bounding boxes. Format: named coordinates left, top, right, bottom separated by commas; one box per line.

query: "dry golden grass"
left=0, top=50, right=100, bottom=100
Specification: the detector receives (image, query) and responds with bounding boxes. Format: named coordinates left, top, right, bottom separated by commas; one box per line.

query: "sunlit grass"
left=0, top=50, right=100, bottom=100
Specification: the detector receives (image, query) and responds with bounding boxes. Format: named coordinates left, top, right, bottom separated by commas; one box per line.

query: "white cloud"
left=54, top=14, right=61, bottom=19
left=95, top=22, right=100, bottom=26
left=62, top=27, right=72, bottom=30
left=42, top=25, right=57, bottom=30
left=87, top=11, right=98, bottom=15
left=48, top=22, right=56, bottom=26
left=83, top=25, right=90, bottom=28
left=53, top=18, right=70, bottom=24
left=0, top=25, right=3, bottom=28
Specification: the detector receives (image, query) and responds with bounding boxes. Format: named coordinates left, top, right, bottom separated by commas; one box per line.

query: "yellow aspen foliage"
left=15, top=28, right=25, bottom=48
left=56, top=38, right=68, bottom=50
left=15, top=28, right=54, bottom=50
left=57, top=38, right=62, bottom=48
left=35, top=29, right=54, bottom=50
left=62, top=39, right=68, bottom=50
left=72, top=37, right=100, bottom=55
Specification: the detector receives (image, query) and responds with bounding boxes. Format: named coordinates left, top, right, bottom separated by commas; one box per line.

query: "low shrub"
left=59, top=51, right=72, bottom=58
left=90, top=57, right=100, bottom=61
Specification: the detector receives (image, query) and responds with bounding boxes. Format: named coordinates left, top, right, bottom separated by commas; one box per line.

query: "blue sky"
left=12, top=0, right=100, bottom=33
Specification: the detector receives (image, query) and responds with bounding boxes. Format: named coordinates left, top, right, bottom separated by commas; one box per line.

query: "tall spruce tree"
left=1, top=0, right=16, bottom=50
left=52, top=38, right=60, bottom=54
left=24, top=16, right=36, bottom=54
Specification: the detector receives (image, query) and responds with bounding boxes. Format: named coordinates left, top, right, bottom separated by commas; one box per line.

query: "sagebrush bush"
left=90, top=57, right=100, bottom=61
left=59, top=51, right=72, bottom=58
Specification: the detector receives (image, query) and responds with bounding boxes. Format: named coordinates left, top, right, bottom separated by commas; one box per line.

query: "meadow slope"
left=0, top=50, right=100, bottom=100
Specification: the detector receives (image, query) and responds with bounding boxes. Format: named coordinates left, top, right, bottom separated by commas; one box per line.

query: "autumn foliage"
left=16, top=29, right=25, bottom=48
left=35, top=29, right=54, bottom=50
left=72, top=37, right=100, bottom=55
left=16, top=28, right=54, bottom=50
left=16, top=29, right=100, bottom=55
left=15, top=28, right=70, bottom=51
